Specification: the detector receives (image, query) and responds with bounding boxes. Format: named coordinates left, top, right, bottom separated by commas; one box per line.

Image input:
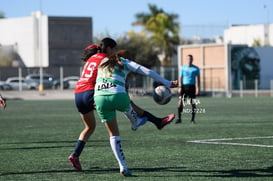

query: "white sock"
left=110, top=136, right=127, bottom=171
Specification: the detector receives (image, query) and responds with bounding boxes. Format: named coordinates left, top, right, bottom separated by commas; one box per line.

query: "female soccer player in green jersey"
left=94, top=51, right=177, bottom=176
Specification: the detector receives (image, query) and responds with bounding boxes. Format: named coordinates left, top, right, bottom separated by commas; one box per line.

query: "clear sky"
left=1, top=0, right=273, bottom=38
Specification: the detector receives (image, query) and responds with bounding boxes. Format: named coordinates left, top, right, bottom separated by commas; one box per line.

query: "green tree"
left=133, top=4, right=180, bottom=65
left=93, top=34, right=160, bottom=68
left=0, top=50, right=13, bottom=67
left=0, top=11, right=5, bottom=18
left=252, top=39, right=261, bottom=46
left=117, top=33, right=160, bottom=68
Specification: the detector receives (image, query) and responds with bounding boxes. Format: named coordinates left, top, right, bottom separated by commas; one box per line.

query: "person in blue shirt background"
left=176, top=54, right=200, bottom=124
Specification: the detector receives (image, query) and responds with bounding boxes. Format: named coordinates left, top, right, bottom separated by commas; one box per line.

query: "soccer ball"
left=153, top=85, right=172, bottom=105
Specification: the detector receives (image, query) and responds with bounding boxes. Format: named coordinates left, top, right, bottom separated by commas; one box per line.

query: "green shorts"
left=94, top=93, right=130, bottom=123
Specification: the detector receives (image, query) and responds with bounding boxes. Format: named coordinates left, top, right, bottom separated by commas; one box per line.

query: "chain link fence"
left=1, top=66, right=272, bottom=98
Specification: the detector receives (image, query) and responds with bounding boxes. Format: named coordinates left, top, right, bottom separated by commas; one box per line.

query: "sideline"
left=187, top=136, right=273, bottom=148
left=2, top=90, right=74, bottom=100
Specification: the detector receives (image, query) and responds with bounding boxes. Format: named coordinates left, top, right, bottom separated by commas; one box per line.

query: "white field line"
left=187, top=136, right=273, bottom=148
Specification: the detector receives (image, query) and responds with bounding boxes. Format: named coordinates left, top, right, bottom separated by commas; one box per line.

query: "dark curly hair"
left=81, top=45, right=101, bottom=62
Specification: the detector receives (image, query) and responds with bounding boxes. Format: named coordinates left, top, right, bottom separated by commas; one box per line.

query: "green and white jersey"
left=94, top=57, right=172, bottom=96
left=94, top=57, right=139, bottom=96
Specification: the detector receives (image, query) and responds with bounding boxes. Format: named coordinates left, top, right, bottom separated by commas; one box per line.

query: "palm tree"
left=133, top=4, right=180, bottom=65
left=0, top=11, right=5, bottom=18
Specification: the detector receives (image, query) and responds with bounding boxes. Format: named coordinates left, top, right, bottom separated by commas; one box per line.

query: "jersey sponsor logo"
left=97, top=82, right=117, bottom=90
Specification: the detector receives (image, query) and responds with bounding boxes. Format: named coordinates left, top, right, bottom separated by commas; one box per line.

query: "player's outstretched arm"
left=125, top=59, right=177, bottom=88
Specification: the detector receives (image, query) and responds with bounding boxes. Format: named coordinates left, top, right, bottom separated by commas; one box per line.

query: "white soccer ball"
left=153, top=85, right=172, bottom=105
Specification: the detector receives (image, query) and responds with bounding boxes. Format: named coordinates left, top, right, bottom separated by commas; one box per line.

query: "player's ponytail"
left=100, top=50, right=125, bottom=73
left=81, top=45, right=101, bottom=62
left=117, top=50, right=131, bottom=59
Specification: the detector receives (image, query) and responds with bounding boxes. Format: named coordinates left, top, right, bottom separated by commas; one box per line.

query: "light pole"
left=37, top=11, right=43, bottom=92
left=263, top=4, right=270, bottom=46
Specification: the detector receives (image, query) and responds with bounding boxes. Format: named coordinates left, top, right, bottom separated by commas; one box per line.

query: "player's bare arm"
left=196, top=75, right=200, bottom=95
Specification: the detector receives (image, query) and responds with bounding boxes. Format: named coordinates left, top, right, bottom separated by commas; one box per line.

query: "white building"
left=224, top=24, right=273, bottom=46
left=0, top=11, right=92, bottom=67
left=0, top=12, right=48, bottom=67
